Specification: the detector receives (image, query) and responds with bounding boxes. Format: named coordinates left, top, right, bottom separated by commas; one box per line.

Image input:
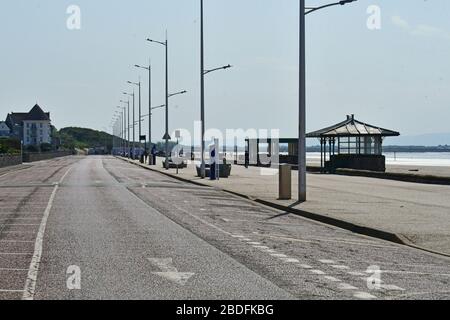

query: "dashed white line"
left=338, top=283, right=358, bottom=290
left=310, top=270, right=326, bottom=275
left=354, top=292, right=377, bottom=300
left=270, top=254, right=288, bottom=258
left=280, top=258, right=300, bottom=263
left=299, top=264, right=313, bottom=269
left=324, top=276, right=342, bottom=282
left=332, top=265, right=350, bottom=270
left=348, top=271, right=366, bottom=276
left=319, top=259, right=336, bottom=264
left=379, top=284, right=405, bottom=291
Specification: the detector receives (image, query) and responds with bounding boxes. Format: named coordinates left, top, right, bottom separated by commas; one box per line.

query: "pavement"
left=129, top=157, right=450, bottom=256
left=0, top=155, right=449, bottom=300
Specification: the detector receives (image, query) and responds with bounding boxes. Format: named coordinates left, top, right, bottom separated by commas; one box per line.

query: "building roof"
left=26, top=104, right=50, bottom=121
left=306, top=115, right=400, bottom=138
left=7, top=104, right=51, bottom=126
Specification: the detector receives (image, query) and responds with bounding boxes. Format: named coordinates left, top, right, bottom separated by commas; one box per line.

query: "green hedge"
left=0, top=138, right=21, bottom=155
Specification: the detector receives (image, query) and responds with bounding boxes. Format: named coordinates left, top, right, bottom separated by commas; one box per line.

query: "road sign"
left=163, top=133, right=171, bottom=140
left=140, top=135, right=146, bottom=141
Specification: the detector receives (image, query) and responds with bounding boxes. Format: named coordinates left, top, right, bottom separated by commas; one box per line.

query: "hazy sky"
left=1, top=0, right=449, bottom=143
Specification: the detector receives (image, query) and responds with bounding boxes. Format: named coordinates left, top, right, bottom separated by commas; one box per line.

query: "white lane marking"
left=0, top=289, right=25, bottom=293
left=270, top=254, right=288, bottom=258
left=338, top=283, right=358, bottom=290
left=332, top=265, right=350, bottom=270
left=22, top=166, right=72, bottom=301
left=299, top=264, right=313, bottom=269
left=0, top=253, right=33, bottom=256
left=248, top=242, right=262, bottom=245
left=263, top=249, right=277, bottom=253
left=221, top=218, right=231, bottom=222
left=354, top=292, right=377, bottom=299
left=0, top=240, right=34, bottom=243
left=281, top=258, right=300, bottom=263
left=147, top=258, right=195, bottom=286
left=319, top=259, right=336, bottom=264
left=379, top=270, right=450, bottom=276
left=240, top=238, right=252, bottom=242
left=310, top=270, right=326, bottom=275
left=379, top=284, right=405, bottom=291
left=324, top=276, right=342, bottom=282
left=348, top=272, right=366, bottom=276
left=231, top=235, right=244, bottom=238
left=257, top=233, right=395, bottom=248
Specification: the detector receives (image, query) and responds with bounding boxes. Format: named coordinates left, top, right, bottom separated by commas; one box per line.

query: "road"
left=0, top=156, right=449, bottom=300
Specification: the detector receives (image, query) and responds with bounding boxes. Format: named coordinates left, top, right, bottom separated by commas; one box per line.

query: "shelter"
left=306, top=115, right=400, bottom=172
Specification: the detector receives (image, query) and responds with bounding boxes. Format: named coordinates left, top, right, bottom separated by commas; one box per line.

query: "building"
left=0, top=121, right=10, bottom=137
left=306, top=114, right=400, bottom=172
left=6, top=104, right=52, bottom=146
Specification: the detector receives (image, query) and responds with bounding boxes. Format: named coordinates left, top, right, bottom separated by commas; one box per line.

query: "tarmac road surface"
left=0, top=156, right=449, bottom=300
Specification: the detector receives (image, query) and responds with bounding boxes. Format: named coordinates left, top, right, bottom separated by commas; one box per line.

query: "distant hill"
left=57, top=127, right=114, bottom=151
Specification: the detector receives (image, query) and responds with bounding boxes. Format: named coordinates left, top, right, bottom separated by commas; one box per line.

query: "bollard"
left=279, top=164, right=292, bottom=200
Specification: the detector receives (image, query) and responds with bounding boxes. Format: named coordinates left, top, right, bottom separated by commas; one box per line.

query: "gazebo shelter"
left=307, top=115, right=400, bottom=172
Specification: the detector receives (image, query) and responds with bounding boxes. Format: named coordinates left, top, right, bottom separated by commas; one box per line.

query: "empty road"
left=0, top=156, right=449, bottom=300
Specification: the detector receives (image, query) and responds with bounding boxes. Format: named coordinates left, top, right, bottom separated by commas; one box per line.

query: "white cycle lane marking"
left=22, top=166, right=73, bottom=300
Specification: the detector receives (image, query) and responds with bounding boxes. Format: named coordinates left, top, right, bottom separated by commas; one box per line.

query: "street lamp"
left=128, top=80, right=142, bottom=159
left=305, top=0, right=357, bottom=15
left=147, top=33, right=171, bottom=169
left=135, top=62, right=152, bottom=163
left=199, top=0, right=232, bottom=179
left=117, top=106, right=126, bottom=155
left=121, top=94, right=132, bottom=158
left=297, top=0, right=357, bottom=202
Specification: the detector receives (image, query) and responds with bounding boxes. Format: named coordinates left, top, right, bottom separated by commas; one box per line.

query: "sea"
left=306, top=152, right=450, bottom=167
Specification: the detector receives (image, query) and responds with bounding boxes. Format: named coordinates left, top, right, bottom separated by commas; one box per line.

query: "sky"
left=0, top=0, right=449, bottom=145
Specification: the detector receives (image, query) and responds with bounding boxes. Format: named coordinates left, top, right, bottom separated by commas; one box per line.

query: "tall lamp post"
left=128, top=80, right=142, bottom=159
left=121, top=95, right=132, bottom=158
left=117, top=106, right=126, bottom=155
left=199, top=0, right=232, bottom=179
left=135, top=62, right=152, bottom=163
left=123, top=91, right=135, bottom=158
left=147, top=33, right=170, bottom=169
left=298, top=0, right=357, bottom=202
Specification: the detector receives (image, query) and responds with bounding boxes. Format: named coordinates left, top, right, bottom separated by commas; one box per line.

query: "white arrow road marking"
left=147, top=258, right=195, bottom=286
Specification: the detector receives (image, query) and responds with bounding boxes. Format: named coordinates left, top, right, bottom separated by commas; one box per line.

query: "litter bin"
left=279, top=164, right=292, bottom=200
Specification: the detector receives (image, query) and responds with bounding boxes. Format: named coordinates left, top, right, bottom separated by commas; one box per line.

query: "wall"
left=0, top=154, right=22, bottom=168
left=22, top=151, right=73, bottom=163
